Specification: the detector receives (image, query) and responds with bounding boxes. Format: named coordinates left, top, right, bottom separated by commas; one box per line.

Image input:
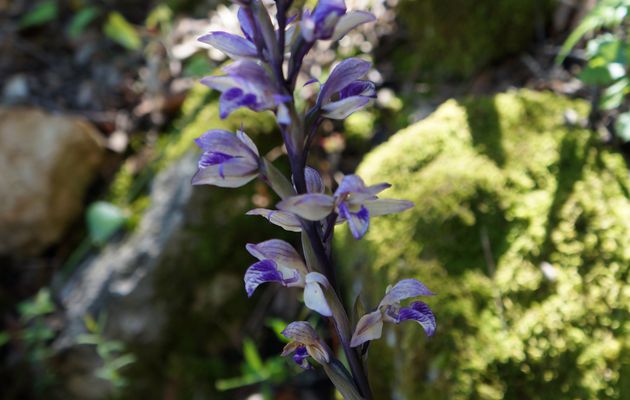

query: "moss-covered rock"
left=336, top=90, right=630, bottom=399
left=391, top=0, right=554, bottom=81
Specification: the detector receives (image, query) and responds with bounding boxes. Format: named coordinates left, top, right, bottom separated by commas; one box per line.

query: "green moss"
left=337, top=90, right=630, bottom=399
left=392, top=0, right=555, bottom=81
left=344, top=110, right=377, bottom=151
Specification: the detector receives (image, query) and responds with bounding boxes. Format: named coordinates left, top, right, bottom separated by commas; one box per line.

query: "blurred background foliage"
left=1, top=0, right=629, bottom=399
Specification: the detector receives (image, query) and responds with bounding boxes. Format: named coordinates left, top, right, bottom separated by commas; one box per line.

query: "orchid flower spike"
left=281, top=321, right=330, bottom=369
left=350, top=279, right=436, bottom=347
left=244, top=239, right=333, bottom=316
left=301, top=0, right=376, bottom=43
left=192, top=129, right=260, bottom=187
left=277, top=174, right=413, bottom=239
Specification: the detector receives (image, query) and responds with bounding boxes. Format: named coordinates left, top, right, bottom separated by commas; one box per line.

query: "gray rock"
left=54, top=152, right=198, bottom=399
left=57, top=151, right=198, bottom=349
left=0, top=107, right=104, bottom=256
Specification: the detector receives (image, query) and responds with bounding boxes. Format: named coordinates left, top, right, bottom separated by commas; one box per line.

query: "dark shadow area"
left=464, top=97, right=507, bottom=166
left=539, top=131, right=589, bottom=263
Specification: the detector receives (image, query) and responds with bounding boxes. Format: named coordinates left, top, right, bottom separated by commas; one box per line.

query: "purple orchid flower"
left=201, top=60, right=289, bottom=118
left=246, top=167, right=326, bottom=232
left=350, top=279, right=436, bottom=347
left=244, top=239, right=333, bottom=316
left=281, top=321, right=330, bottom=369
left=191, top=129, right=260, bottom=187
left=316, top=58, right=376, bottom=120
left=301, top=0, right=375, bottom=42
left=276, top=174, right=413, bottom=239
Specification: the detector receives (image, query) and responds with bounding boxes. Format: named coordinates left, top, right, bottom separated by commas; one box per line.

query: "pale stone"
left=0, top=107, right=104, bottom=255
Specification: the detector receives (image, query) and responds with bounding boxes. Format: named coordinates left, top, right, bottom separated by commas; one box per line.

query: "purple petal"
left=200, top=75, right=236, bottom=92
left=194, top=130, right=251, bottom=156
left=331, top=10, right=376, bottom=41
left=282, top=321, right=320, bottom=344
left=397, top=301, right=436, bottom=337
left=305, top=167, right=325, bottom=194
left=303, top=78, right=320, bottom=87
left=363, top=199, right=414, bottom=216
left=244, top=260, right=283, bottom=297
left=277, top=194, right=335, bottom=221
left=198, top=31, right=258, bottom=58
left=334, top=174, right=369, bottom=196
left=318, top=58, right=371, bottom=104
left=321, top=96, right=371, bottom=119
left=339, top=80, right=376, bottom=99
left=197, top=151, right=235, bottom=168
left=191, top=159, right=258, bottom=187
left=245, top=239, right=306, bottom=274
left=379, top=279, right=435, bottom=307
left=246, top=208, right=302, bottom=232
left=350, top=310, right=383, bottom=347
left=292, top=345, right=311, bottom=369
left=237, top=7, right=255, bottom=42
left=219, top=89, right=257, bottom=119
left=223, top=59, right=269, bottom=84
left=223, top=61, right=277, bottom=98
left=203, top=61, right=280, bottom=117
left=301, top=0, right=346, bottom=41
left=338, top=202, right=369, bottom=239
left=282, top=322, right=330, bottom=365
left=366, top=182, right=391, bottom=195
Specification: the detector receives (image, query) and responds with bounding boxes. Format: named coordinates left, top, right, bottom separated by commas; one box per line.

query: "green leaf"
left=83, top=314, right=99, bottom=334
left=183, top=54, right=211, bottom=77
left=76, top=334, right=101, bottom=346
left=18, top=288, right=55, bottom=321
left=0, top=331, right=10, bottom=347
left=103, top=12, right=141, bottom=50
left=615, top=112, right=630, bottom=142
left=86, top=201, right=127, bottom=244
left=556, top=0, right=630, bottom=63
left=585, top=34, right=624, bottom=63
left=578, top=61, right=625, bottom=85
left=67, top=6, right=100, bottom=39
left=145, top=4, right=173, bottom=30
left=599, top=78, right=629, bottom=110
left=20, top=0, right=58, bottom=29
left=215, top=373, right=267, bottom=391
left=106, top=353, right=136, bottom=370
left=242, top=338, right=264, bottom=372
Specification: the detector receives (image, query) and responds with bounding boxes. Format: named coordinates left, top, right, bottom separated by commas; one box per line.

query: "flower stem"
left=287, top=147, right=372, bottom=399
